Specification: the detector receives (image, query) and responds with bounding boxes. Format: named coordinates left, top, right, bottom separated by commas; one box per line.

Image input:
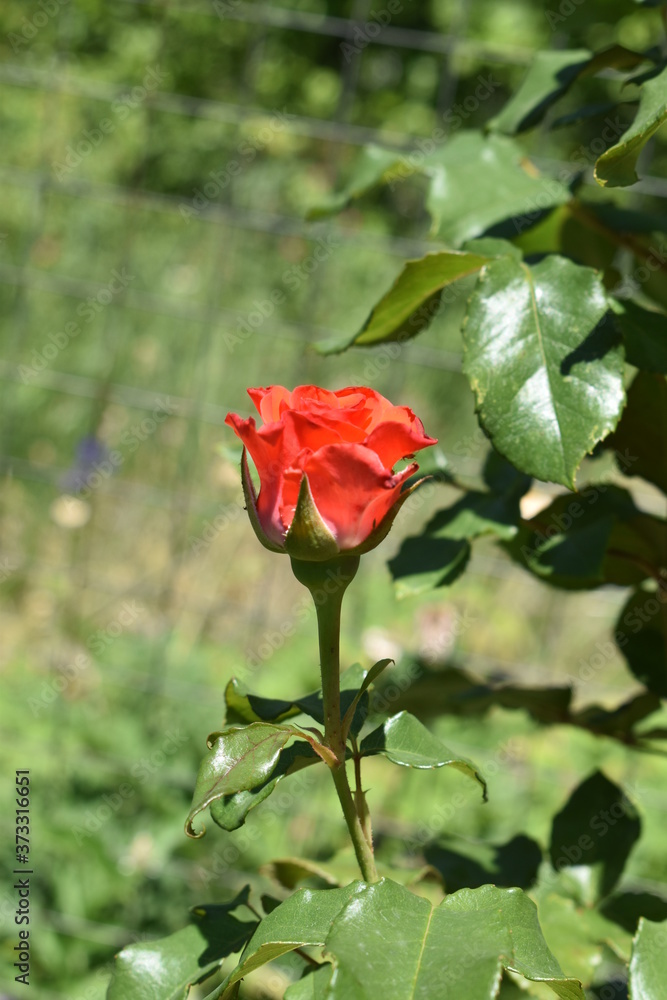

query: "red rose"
left=225, top=385, right=437, bottom=560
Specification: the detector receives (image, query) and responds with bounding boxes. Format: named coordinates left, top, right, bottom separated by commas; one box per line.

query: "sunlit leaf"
left=463, top=255, right=624, bottom=487
left=595, top=63, right=667, bottom=187
left=360, top=710, right=487, bottom=799
left=107, top=889, right=257, bottom=1000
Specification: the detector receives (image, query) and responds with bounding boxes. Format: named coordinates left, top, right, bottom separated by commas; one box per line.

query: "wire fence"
left=2, top=0, right=664, bottom=687
left=3, top=0, right=666, bottom=828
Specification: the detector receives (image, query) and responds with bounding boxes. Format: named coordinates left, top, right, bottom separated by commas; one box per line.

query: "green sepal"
left=285, top=474, right=340, bottom=561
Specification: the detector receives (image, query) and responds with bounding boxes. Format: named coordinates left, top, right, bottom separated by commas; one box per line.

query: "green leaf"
left=615, top=587, right=667, bottom=698
left=549, top=771, right=640, bottom=904
left=425, top=132, right=570, bottom=245
left=489, top=49, right=593, bottom=135
left=210, top=740, right=320, bottom=832
left=222, top=883, right=360, bottom=991
left=341, top=658, right=392, bottom=740
left=107, top=889, right=257, bottom=1000
left=186, top=723, right=301, bottom=838
left=225, top=663, right=368, bottom=730
left=317, top=250, right=491, bottom=355
left=595, top=63, right=667, bottom=187
left=462, top=254, right=624, bottom=487
left=306, top=144, right=404, bottom=219
left=605, top=371, right=667, bottom=494
left=359, top=710, right=488, bottom=800
left=628, top=917, right=667, bottom=999
left=263, top=851, right=443, bottom=903
left=489, top=47, right=647, bottom=135
left=324, top=880, right=585, bottom=999
left=425, top=833, right=543, bottom=893
left=611, top=299, right=667, bottom=374
left=507, top=484, right=656, bottom=589
left=284, top=965, right=333, bottom=999
left=419, top=453, right=532, bottom=544
left=388, top=535, right=470, bottom=597
left=387, top=456, right=530, bottom=596
left=531, top=890, right=632, bottom=987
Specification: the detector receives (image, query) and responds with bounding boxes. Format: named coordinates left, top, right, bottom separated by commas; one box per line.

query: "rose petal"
left=247, top=386, right=291, bottom=425
left=225, top=412, right=286, bottom=545
left=303, top=443, right=417, bottom=549
left=365, top=419, right=438, bottom=468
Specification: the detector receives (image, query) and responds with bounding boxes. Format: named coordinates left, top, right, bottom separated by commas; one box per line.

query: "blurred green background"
left=1, top=1, right=667, bottom=997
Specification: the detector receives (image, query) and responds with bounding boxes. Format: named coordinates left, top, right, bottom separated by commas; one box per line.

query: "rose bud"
left=225, top=384, right=437, bottom=562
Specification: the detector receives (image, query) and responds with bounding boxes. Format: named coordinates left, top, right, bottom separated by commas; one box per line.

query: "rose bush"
left=225, top=384, right=436, bottom=560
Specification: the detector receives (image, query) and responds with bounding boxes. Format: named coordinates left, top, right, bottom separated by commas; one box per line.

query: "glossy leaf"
left=549, top=771, right=640, bottom=904
left=595, top=63, right=667, bottom=187
left=317, top=250, right=491, bottom=355
left=222, top=883, right=360, bottom=992
left=359, top=710, right=488, bottom=800
left=463, top=255, right=624, bottom=487
left=186, top=723, right=302, bottom=838
left=426, top=132, right=570, bottom=245
left=605, top=371, right=667, bottom=494
left=611, top=299, right=667, bottom=374
left=210, top=740, right=319, bottom=832
left=341, top=658, right=392, bottom=740
left=324, top=880, right=585, bottom=999
left=614, top=587, right=667, bottom=698
left=107, top=888, right=257, bottom=1000
left=225, top=663, right=368, bottom=732
left=628, top=917, right=667, bottom=999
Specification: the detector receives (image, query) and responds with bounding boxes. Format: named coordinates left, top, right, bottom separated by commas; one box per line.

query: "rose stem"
left=291, top=555, right=378, bottom=884
left=315, top=588, right=378, bottom=883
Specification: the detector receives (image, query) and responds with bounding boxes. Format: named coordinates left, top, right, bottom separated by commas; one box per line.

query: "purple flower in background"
left=60, top=436, right=112, bottom=494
